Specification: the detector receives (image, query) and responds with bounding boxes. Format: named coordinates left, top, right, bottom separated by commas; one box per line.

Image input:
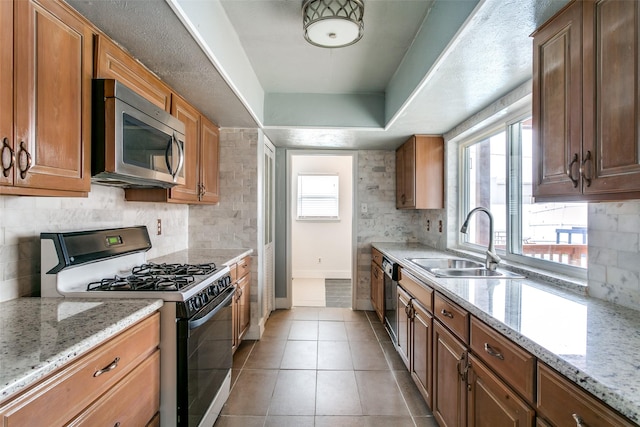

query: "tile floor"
left=214, top=307, right=438, bottom=427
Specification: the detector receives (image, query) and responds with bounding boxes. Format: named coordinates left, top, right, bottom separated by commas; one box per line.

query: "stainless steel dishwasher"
left=382, top=256, right=399, bottom=344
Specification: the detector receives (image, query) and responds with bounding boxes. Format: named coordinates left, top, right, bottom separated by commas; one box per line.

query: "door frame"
left=282, top=149, right=358, bottom=309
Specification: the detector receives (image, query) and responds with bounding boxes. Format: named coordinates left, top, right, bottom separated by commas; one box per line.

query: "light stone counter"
left=0, top=297, right=163, bottom=402
left=373, top=242, right=640, bottom=424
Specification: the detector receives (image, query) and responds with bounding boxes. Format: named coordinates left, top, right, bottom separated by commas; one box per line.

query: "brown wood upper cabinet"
left=533, top=0, right=640, bottom=201
left=396, top=135, right=444, bottom=209
left=1, top=0, right=92, bottom=197
left=94, top=35, right=171, bottom=112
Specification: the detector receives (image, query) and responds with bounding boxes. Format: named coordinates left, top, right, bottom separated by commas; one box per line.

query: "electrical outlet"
left=426, top=219, right=431, bottom=231
left=360, top=203, right=368, bottom=213
left=157, top=219, right=162, bottom=235
left=438, top=220, right=443, bottom=233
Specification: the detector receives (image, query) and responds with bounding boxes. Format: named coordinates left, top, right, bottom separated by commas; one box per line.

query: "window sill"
left=447, top=248, right=588, bottom=296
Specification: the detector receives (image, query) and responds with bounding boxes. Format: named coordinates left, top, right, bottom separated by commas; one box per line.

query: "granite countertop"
left=0, top=297, right=163, bottom=402
left=373, top=242, right=640, bottom=424
left=149, top=248, right=253, bottom=268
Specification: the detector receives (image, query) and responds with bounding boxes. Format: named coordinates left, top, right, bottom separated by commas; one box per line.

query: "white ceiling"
left=66, top=0, right=569, bottom=150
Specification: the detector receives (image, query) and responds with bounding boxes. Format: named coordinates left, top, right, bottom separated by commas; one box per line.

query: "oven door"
left=177, top=286, right=235, bottom=427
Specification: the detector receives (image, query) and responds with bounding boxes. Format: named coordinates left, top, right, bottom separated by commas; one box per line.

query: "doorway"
left=287, top=152, right=355, bottom=308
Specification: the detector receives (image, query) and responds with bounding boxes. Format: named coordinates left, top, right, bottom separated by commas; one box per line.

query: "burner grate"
left=87, top=273, right=195, bottom=292
left=132, top=262, right=217, bottom=276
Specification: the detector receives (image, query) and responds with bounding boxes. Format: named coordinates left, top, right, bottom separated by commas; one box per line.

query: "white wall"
left=291, top=155, right=352, bottom=279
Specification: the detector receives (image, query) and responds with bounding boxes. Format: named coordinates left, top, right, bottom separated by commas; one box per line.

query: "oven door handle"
left=188, top=287, right=236, bottom=330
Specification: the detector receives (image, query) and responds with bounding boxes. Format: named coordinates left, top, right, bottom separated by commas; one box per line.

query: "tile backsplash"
left=355, top=150, right=445, bottom=310
left=588, top=201, right=640, bottom=310
left=0, top=185, right=188, bottom=302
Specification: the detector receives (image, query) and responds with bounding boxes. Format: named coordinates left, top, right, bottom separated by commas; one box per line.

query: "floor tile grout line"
left=363, top=310, right=421, bottom=426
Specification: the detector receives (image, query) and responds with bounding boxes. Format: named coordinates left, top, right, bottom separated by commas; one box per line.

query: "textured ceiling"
left=66, top=0, right=570, bottom=150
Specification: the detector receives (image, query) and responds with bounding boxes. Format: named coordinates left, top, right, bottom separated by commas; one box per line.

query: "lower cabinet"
left=0, top=312, right=160, bottom=426
left=370, top=260, right=384, bottom=322
left=231, top=255, right=251, bottom=352
left=467, top=353, right=535, bottom=427
left=537, top=363, right=636, bottom=427
left=410, top=298, right=433, bottom=408
left=433, top=320, right=467, bottom=427
left=387, top=258, right=637, bottom=427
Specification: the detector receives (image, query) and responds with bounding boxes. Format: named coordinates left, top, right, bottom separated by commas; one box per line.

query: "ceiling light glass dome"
left=302, top=0, right=364, bottom=48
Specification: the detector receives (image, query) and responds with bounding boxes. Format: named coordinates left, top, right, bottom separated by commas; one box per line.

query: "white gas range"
left=40, top=226, right=233, bottom=427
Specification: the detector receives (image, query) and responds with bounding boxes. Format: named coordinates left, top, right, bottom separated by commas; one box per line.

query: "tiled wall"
left=355, top=150, right=445, bottom=309
left=588, top=201, right=640, bottom=310
left=0, top=185, right=188, bottom=302
left=188, top=128, right=259, bottom=324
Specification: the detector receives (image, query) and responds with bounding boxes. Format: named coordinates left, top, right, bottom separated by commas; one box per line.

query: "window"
left=461, top=116, right=587, bottom=274
left=296, top=174, right=339, bottom=220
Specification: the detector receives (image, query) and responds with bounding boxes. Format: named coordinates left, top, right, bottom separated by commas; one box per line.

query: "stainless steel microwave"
left=92, top=79, right=186, bottom=188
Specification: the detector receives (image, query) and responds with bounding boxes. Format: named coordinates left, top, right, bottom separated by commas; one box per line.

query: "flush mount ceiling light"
left=302, top=0, right=364, bottom=48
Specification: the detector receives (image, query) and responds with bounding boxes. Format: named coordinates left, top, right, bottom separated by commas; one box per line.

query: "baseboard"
left=275, top=297, right=290, bottom=309
left=292, top=270, right=351, bottom=279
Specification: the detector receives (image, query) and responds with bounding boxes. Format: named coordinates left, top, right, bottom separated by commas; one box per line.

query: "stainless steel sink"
left=406, top=258, right=484, bottom=270
left=405, top=258, right=524, bottom=279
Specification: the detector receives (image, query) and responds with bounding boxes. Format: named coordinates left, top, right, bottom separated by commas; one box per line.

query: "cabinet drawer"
left=398, top=268, right=433, bottom=313
left=537, top=363, right=635, bottom=427
left=434, top=293, right=469, bottom=343
left=0, top=313, right=160, bottom=426
left=372, top=248, right=383, bottom=267
left=68, top=350, right=160, bottom=426
left=237, top=256, right=251, bottom=279
left=470, top=317, right=535, bottom=402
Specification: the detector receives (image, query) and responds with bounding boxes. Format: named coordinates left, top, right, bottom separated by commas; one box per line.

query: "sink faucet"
left=460, top=207, right=501, bottom=271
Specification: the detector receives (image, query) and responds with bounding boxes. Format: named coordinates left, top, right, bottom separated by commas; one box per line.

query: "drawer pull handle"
left=440, top=309, right=454, bottom=318
left=572, top=413, right=586, bottom=426
left=484, top=343, right=504, bottom=360
left=93, top=357, right=120, bottom=377
left=114, top=423, right=121, bottom=427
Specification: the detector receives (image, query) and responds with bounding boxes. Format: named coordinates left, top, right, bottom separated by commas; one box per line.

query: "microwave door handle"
left=173, top=132, right=185, bottom=181
left=165, top=138, right=174, bottom=177
left=164, top=133, right=185, bottom=182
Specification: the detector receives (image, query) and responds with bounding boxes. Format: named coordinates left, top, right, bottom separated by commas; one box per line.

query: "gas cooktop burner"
left=86, top=262, right=218, bottom=292
left=87, top=273, right=196, bottom=292
left=132, top=262, right=218, bottom=276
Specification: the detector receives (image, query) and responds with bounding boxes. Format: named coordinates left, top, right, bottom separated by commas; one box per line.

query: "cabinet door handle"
left=580, top=150, right=592, bottom=187
left=483, top=343, right=505, bottom=360
left=93, top=357, right=120, bottom=377
left=17, top=141, right=32, bottom=179
left=1, top=138, right=14, bottom=177
left=572, top=413, right=586, bottom=427
left=567, top=153, right=579, bottom=188
left=440, top=308, right=454, bottom=318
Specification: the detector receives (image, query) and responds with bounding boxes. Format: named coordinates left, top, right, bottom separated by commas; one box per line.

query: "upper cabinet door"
left=13, top=0, right=92, bottom=193
left=0, top=0, right=13, bottom=187
left=169, top=95, right=200, bottom=202
left=199, top=117, right=220, bottom=204
left=532, top=1, right=583, bottom=200
left=582, top=0, right=640, bottom=196
left=94, top=35, right=172, bottom=112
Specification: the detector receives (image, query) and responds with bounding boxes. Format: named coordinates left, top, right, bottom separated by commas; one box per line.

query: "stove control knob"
left=193, top=296, right=202, bottom=310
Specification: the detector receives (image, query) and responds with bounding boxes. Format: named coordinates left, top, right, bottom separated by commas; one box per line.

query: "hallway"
left=215, top=307, right=438, bottom=427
